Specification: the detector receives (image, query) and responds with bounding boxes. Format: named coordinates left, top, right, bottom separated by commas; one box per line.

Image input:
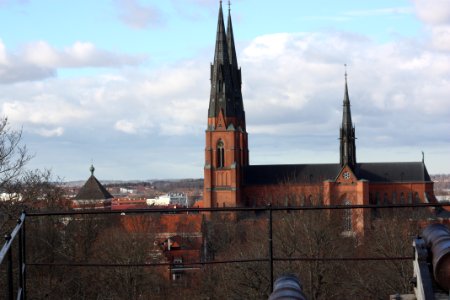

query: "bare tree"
left=0, top=117, right=32, bottom=189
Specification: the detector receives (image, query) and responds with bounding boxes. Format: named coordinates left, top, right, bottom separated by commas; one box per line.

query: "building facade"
left=203, top=3, right=436, bottom=232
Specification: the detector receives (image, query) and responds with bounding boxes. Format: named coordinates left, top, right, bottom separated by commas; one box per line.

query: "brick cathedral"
left=203, top=3, right=436, bottom=231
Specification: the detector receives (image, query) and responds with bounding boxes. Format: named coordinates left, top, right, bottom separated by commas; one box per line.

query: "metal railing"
left=1, top=202, right=449, bottom=299
left=0, top=212, right=27, bottom=300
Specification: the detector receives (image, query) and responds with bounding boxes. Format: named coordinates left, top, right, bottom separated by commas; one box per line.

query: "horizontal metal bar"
left=273, top=256, right=414, bottom=262
left=26, top=202, right=449, bottom=217
left=27, top=255, right=414, bottom=268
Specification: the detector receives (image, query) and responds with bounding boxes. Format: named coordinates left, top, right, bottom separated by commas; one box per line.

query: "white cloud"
left=33, top=126, right=64, bottom=137
left=412, top=0, right=450, bottom=25
left=430, top=26, right=450, bottom=51
left=0, top=39, right=8, bottom=65
left=344, top=7, right=413, bottom=17
left=22, top=40, right=145, bottom=69
left=412, top=0, right=450, bottom=52
left=114, top=0, right=165, bottom=29
left=0, top=39, right=145, bottom=83
left=1, top=95, right=90, bottom=126
left=115, top=119, right=138, bottom=134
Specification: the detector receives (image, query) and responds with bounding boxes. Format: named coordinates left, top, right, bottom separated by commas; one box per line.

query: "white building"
left=146, top=193, right=188, bottom=207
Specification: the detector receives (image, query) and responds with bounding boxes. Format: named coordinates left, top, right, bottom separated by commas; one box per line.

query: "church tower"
left=339, top=71, right=357, bottom=170
left=204, top=2, right=248, bottom=208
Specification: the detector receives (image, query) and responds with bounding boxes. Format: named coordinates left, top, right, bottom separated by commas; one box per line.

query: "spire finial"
left=228, top=0, right=231, bottom=12
left=344, top=64, right=347, bottom=82
left=90, top=164, right=95, bottom=176
left=422, top=151, right=425, bottom=163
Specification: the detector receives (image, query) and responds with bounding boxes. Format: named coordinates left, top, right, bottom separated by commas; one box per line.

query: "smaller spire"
left=422, top=151, right=425, bottom=163
left=90, top=164, right=95, bottom=176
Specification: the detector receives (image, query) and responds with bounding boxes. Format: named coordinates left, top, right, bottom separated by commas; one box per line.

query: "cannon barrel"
left=268, top=275, right=307, bottom=300
left=422, top=223, right=450, bottom=291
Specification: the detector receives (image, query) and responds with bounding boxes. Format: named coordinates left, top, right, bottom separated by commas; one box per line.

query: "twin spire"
left=208, top=2, right=245, bottom=127
left=209, top=3, right=356, bottom=169
left=340, top=67, right=357, bottom=169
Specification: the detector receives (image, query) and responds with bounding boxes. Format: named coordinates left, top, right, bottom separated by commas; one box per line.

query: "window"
left=343, top=200, right=352, bottom=232
left=217, top=140, right=225, bottom=168
left=400, top=192, right=405, bottom=204
left=173, top=257, right=183, bottom=264
left=414, top=192, right=420, bottom=203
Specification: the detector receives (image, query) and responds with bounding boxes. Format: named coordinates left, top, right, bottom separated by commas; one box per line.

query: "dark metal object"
left=26, top=202, right=450, bottom=217
left=421, top=223, right=450, bottom=291
left=27, top=255, right=416, bottom=269
left=269, top=275, right=307, bottom=300
left=268, top=203, right=273, bottom=293
left=0, top=212, right=27, bottom=300
left=412, top=237, right=435, bottom=299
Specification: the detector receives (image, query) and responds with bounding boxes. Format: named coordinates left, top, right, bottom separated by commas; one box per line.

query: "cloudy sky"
left=0, top=0, right=449, bottom=181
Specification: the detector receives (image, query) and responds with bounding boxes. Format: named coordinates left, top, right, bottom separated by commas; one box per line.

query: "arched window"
left=383, top=193, right=389, bottom=205
left=414, top=192, right=420, bottom=203
left=343, top=200, right=352, bottom=232
left=400, top=192, right=405, bottom=204
left=217, top=140, right=225, bottom=168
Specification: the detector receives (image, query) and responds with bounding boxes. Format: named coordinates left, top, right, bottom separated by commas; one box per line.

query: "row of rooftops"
left=74, top=160, right=432, bottom=203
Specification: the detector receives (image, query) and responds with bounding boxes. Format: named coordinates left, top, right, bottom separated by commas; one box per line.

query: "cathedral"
left=203, top=3, right=436, bottom=231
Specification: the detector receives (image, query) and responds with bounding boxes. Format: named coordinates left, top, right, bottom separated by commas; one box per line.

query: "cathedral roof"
left=243, top=162, right=431, bottom=185
left=243, top=164, right=341, bottom=185
left=355, top=162, right=431, bottom=182
left=75, top=166, right=113, bottom=200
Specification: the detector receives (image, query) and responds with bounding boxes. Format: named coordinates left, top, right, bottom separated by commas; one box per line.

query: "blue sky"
left=0, top=0, right=449, bottom=181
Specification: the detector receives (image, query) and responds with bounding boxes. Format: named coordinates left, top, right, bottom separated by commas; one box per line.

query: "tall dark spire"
left=226, top=2, right=245, bottom=126
left=227, top=4, right=238, bottom=70
left=208, top=1, right=245, bottom=127
left=340, top=68, right=357, bottom=169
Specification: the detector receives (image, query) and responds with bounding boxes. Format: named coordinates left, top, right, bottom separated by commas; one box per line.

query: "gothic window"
left=414, top=192, right=420, bottom=203
left=343, top=200, right=352, bottom=232
left=400, top=192, right=405, bottom=204
left=375, top=192, right=380, bottom=205
left=373, top=192, right=381, bottom=218
left=217, top=140, right=225, bottom=168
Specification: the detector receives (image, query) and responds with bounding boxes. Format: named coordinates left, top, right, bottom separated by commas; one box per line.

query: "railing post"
left=18, top=217, right=24, bottom=300
left=17, top=212, right=26, bottom=300
left=22, top=212, right=27, bottom=300
left=5, top=234, right=14, bottom=300
left=267, top=203, right=274, bottom=293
